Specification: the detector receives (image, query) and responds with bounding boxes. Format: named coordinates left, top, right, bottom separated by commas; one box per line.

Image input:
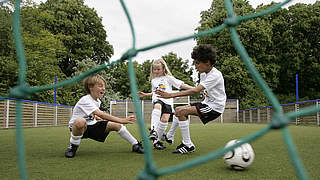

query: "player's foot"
left=153, top=141, right=166, bottom=150
left=162, top=133, right=173, bottom=145
left=149, top=129, right=157, bottom=142
left=65, top=143, right=78, bottom=158
left=173, top=143, right=195, bottom=154
left=132, top=142, right=144, bottom=154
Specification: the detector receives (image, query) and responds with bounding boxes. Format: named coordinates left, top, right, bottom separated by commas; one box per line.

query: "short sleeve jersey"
left=199, top=67, right=226, bottom=113
left=151, top=76, right=183, bottom=106
left=68, top=94, right=100, bottom=128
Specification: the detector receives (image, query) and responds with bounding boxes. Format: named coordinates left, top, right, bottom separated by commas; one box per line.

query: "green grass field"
left=1, top=123, right=319, bottom=180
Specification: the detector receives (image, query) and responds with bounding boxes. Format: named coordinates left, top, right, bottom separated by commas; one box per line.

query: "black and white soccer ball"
left=223, top=139, right=255, bottom=170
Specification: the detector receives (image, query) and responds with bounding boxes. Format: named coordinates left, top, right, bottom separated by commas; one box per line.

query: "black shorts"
left=153, top=100, right=173, bottom=115
left=191, top=103, right=221, bottom=124
left=70, top=121, right=110, bottom=142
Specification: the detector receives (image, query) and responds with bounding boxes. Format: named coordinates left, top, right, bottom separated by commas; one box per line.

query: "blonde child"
left=65, top=74, right=144, bottom=158
left=138, top=58, right=193, bottom=150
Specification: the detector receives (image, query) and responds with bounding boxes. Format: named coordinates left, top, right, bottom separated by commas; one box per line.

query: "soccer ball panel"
left=223, top=139, right=255, bottom=170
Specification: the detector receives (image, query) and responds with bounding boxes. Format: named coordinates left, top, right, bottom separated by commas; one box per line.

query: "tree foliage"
left=196, top=0, right=319, bottom=108
left=38, top=0, right=113, bottom=77
left=260, top=2, right=320, bottom=102
left=0, top=0, right=117, bottom=107
left=0, top=3, right=67, bottom=104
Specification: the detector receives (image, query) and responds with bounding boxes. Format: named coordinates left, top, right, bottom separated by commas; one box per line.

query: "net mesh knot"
left=120, top=48, right=138, bottom=61
left=224, top=16, right=240, bottom=27
left=271, top=112, right=290, bottom=129
left=8, top=83, right=31, bottom=99
left=137, top=168, right=158, bottom=180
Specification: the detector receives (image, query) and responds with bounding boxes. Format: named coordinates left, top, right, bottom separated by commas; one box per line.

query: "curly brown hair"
left=191, top=44, right=216, bottom=65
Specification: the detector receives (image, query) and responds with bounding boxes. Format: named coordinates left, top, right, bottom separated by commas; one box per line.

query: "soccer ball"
left=223, top=139, right=255, bottom=170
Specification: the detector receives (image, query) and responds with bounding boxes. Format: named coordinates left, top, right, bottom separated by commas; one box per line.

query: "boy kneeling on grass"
left=65, top=74, right=144, bottom=158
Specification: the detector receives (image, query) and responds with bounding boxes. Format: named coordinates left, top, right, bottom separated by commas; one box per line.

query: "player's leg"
left=163, top=115, right=179, bottom=144
left=153, top=113, right=170, bottom=150
left=173, top=105, right=198, bottom=154
left=149, top=102, right=162, bottom=141
left=65, top=118, right=86, bottom=158
left=107, top=122, right=144, bottom=154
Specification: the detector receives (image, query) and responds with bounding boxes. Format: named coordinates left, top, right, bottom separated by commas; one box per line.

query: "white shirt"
left=68, top=94, right=100, bottom=128
left=200, top=67, right=226, bottom=113
left=151, top=76, right=183, bottom=106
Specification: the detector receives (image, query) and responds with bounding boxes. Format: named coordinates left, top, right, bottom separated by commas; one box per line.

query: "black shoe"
left=153, top=141, right=166, bottom=150
left=65, top=144, right=78, bottom=158
left=175, top=142, right=185, bottom=150
left=149, top=129, right=157, bottom=142
left=173, top=143, right=195, bottom=154
left=132, top=142, right=144, bottom=154
left=162, top=133, right=173, bottom=145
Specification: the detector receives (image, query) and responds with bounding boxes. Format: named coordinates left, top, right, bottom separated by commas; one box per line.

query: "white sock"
left=155, top=121, right=168, bottom=143
left=151, top=109, right=161, bottom=130
left=179, top=120, right=193, bottom=147
left=117, top=125, right=138, bottom=145
left=167, top=115, right=179, bottom=139
left=70, top=133, right=82, bottom=145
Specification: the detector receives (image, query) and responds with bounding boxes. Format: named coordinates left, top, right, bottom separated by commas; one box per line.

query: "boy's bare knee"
left=73, top=118, right=86, bottom=129
left=107, top=122, right=122, bottom=132
left=72, top=118, right=86, bottom=135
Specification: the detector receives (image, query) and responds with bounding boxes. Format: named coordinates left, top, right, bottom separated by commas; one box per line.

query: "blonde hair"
left=149, top=58, right=172, bottom=81
left=83, top=74, right=106, bottom=94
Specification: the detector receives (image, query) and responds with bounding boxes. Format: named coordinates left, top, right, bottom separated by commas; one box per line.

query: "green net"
left=2, top=0, right=320, bottom=179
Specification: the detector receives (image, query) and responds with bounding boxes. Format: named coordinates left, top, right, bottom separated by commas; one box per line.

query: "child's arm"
left=180, top=83, right=194, bottom=90
left=138, top=91, right=152, bottom=98
left=93, top=109, right=135, bottom=124
left=156, top=84, right=204, bottom=98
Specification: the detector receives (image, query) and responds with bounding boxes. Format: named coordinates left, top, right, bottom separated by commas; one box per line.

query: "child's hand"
left=94, top=115, right=102, bottom=120
left=138, top=91, right=145, bottom=98
left=123, top=115, right=136, bottom=124
left=155, top=89, right=171, bottom=98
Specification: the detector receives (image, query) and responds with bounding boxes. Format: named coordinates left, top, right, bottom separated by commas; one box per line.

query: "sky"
left=34, top=0, right=318, bottom=64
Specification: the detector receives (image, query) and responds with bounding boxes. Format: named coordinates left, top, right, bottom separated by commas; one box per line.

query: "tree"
left=138, top=59, right=152, bottom=94
left=196, top=0, right=320, bottom=108
left=196, top=0, right=277, bottom=108
left=0, top=6, right=12, bottom=57
left=163, top=52, right=194, bottom=86
left=0, top=3, right=68, bottom=104
left=110, top=61, right=147, bottom=98
left=0, top=6, right=16, bottom=95
left=39, top=0, right=114, bottom=77
left=258, top=2, right=320, bottom=103
left=277, top=3, right=320, bottom=101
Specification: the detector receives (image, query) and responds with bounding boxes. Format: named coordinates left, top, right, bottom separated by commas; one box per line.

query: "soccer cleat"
left=162, top=133, right=173, bottom=145
left=149, top=129, right=157, bottom=142
left=173, top=143, right=195, bottom=154
left=153, top=141, right=166, bottom=150
left=65, top=144, right=79, bottom=158
left=132, top=142, right=144, bottom=154
left=174, top=143, right=185, bottom=150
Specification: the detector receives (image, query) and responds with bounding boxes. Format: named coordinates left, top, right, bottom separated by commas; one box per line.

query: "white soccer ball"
left=223, top=139, right=255, bottom=170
